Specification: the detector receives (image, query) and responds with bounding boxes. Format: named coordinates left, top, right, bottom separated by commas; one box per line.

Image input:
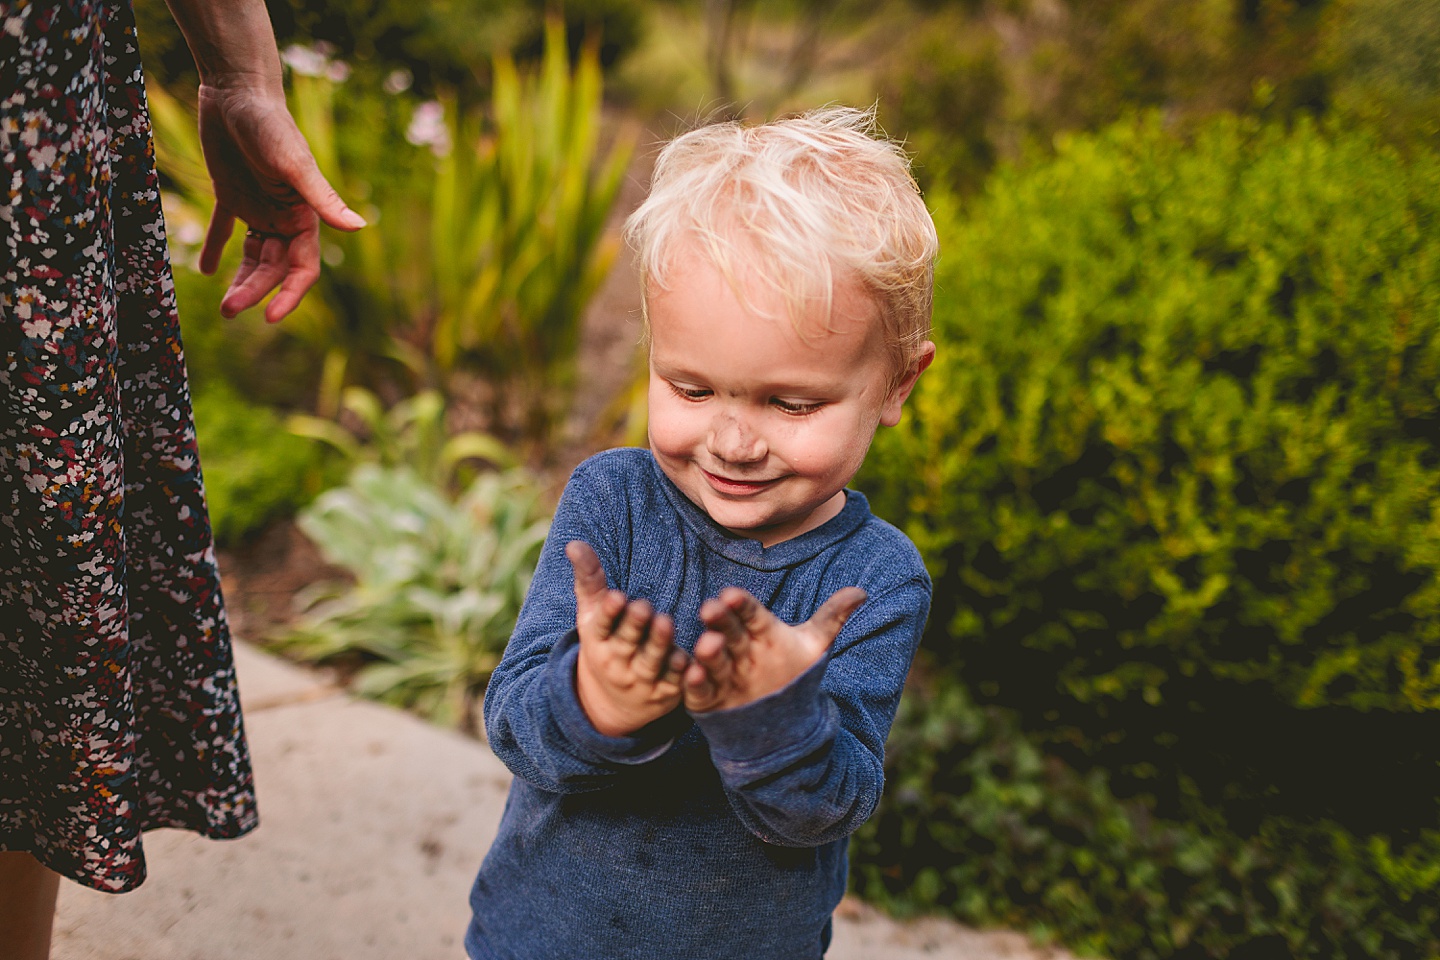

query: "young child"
left=465, top=106, right=938, bottom=960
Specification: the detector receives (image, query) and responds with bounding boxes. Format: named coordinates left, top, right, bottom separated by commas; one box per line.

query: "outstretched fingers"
left=700, top=587, right=768, bottom=660
left=684, top=586, right=869, bottom=714
left=610, top=597, right=655, bottom=654
left=632, top=611, right=680, bottom=680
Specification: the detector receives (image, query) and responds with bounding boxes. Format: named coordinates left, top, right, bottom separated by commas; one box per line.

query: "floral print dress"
left=1, top=0, right=258, bottom=892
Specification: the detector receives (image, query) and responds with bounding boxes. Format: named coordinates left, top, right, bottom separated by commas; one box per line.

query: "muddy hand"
left=684, top=586, right=866, bottom=713
left=567, top=541, right=689, bottom=737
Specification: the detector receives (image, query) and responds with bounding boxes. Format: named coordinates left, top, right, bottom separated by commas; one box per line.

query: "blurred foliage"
left=288, top=386, right=519, bottom=487
left=1326, top=0, right=1440, bottom=101
left=1320, top=0, right=1440, bottom=149
left=878, top=0, right=1440, bottom=191
left=612, top=0, right=907, bottom=120
left=855, top=669, right=1440, bottom=959
left=152, top=21, right=631, bottom=446
left=875, top=10, right=1005, bottom=191
left=855, top=112, right=1440, bottom=957
left=191, top=386, right=338, bottom=545
left=695, top=0, right=886, bottom=110
left=278, top=463, right=549, bottom=732
left=277, top=388, right=543, bottom=730
left=134, top=0, right=645, bottom=96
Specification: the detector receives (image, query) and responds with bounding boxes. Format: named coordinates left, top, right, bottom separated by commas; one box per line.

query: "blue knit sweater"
left=465, top=448, right=931, bottom=960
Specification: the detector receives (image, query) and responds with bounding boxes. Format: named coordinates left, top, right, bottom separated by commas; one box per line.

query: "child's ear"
left=879, top=341, right=935, bottom=427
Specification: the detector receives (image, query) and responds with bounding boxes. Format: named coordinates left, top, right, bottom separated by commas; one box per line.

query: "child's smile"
left=700, top=470, right=780, bottom=495
left=646, top=247, right=925, bottom=547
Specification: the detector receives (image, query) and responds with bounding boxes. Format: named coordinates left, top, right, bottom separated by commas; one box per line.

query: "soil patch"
left=216, top=520, right=340, bottom=645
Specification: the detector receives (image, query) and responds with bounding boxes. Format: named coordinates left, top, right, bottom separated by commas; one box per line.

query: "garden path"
left=51, top=642, right=1072, bottom=960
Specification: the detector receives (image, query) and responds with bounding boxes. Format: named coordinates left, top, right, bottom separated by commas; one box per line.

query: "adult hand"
left=567, top=541, right=690, bottom=737
left=683, top=586, right=866, bottom=714
left=195, top=83, right=366, bottom=323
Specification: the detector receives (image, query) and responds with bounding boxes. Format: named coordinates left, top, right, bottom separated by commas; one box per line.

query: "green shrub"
left=857, top=670, right=1440, bottom=959
left=277, top=464, right=549, bottom=731
left=191, top=387, right=335, bottom=545
left=856, top=113, right=1440, bottom=958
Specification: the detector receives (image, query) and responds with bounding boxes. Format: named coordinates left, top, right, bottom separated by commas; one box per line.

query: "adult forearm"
left=163, top=0, right=284, bottom=94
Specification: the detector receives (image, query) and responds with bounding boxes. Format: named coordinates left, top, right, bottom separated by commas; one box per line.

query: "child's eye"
left=667, top=381, right=711, bottom=402
left=771, top=398, right=825, bottom=417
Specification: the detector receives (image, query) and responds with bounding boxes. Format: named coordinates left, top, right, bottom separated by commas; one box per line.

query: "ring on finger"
left=245, top=228, right=287, bottom=241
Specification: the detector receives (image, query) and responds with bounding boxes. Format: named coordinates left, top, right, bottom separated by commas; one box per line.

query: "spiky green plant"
left=149, top=18, right=633, bottom=437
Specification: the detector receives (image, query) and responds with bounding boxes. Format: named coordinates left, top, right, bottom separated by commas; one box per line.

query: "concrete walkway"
left=52, top=643, right=1070, bottom=960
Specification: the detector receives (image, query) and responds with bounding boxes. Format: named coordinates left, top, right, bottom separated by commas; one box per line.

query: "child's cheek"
left=646, top=396, right=692, bottom=459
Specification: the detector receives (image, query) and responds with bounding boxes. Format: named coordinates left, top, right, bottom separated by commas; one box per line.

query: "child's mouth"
left=702, top=469, right=777, bottom=495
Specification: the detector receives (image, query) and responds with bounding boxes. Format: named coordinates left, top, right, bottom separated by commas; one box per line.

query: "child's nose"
left=707, top=413, right=767, bottom=464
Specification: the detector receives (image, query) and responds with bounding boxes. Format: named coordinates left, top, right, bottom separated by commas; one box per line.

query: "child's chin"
left=707, top=506, right=774, bottom=535
left=711, top=509, right=808, bottom=545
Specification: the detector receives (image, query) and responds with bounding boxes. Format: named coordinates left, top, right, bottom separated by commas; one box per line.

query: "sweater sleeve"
left=689, top=577, right=930, bottom=847
left=481, top=460, right=690, bottom=793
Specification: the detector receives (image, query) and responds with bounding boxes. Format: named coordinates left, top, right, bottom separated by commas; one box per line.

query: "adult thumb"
left=286, top=151, right=366, bottom=231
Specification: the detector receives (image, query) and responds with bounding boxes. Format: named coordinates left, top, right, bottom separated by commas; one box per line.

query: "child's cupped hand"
left=568, top=540, right=691, bottom=737
left=683, top=586, right=867, bottom=714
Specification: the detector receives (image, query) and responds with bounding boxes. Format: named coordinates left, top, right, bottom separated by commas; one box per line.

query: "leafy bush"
left=277, top=463, right=549, bottom=731
left=856, top=113, right=1440, bottom=958
left=857, top=669, right=1440, bottom=959
left=875, top=0, right=1440, bottom=187
left=191, top=387, right=335, bottom=545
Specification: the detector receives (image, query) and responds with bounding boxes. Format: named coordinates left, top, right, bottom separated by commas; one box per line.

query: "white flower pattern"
left=1, top=0, right=257, bottom=893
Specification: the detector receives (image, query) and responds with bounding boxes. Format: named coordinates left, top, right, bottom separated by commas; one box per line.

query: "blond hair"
left=623, top=105, right=938, bottom=382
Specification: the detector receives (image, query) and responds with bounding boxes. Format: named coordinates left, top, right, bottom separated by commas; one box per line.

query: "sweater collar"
left=647, top=452, right=871, bottom=571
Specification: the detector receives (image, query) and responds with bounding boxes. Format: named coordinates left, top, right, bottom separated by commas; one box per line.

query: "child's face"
left=646, top=249, right=929, bottom=547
